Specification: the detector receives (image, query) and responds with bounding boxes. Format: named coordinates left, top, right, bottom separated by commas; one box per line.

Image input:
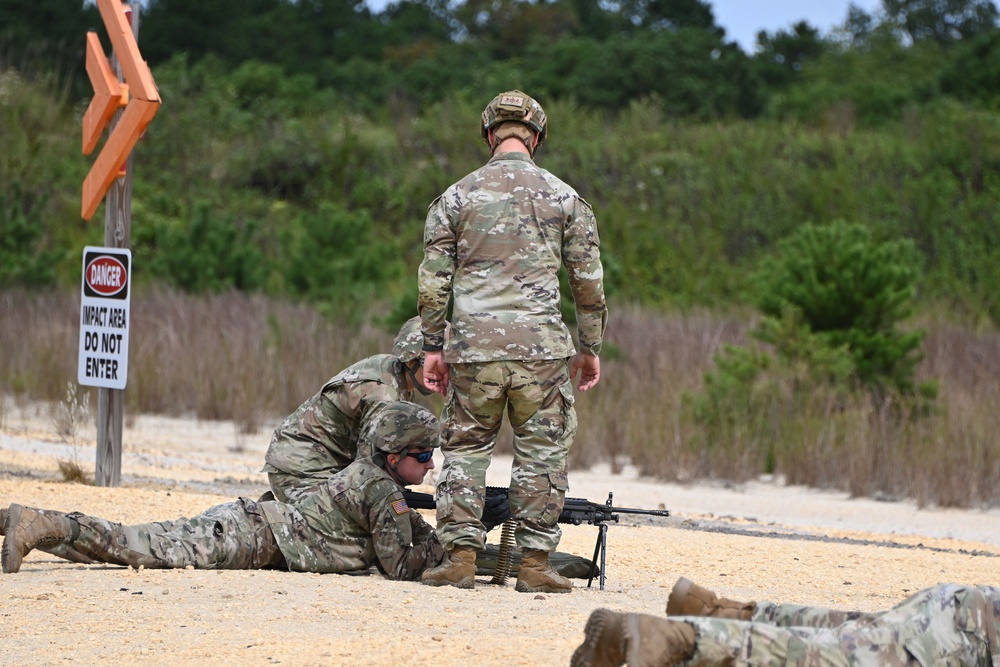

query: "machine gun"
left=402, top=486, right=669, bottom=590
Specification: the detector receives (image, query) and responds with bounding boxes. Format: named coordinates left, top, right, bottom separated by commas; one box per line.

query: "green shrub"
left=0, top=181, right=57, bottom=287
left=143, top=201, right=266, bottom=293
left=687, top=220, right=936, bottom=480
left=281, top=202, right=403, bottom=318
left=753, top=220, right=928, bottom=398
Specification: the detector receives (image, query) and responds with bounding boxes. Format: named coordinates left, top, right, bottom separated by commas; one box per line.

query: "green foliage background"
left=2, top=0, right=1000, bottom=503
left=0, top=2, right=997, bottom=311
left=3, top=55, right=1000, bottom=322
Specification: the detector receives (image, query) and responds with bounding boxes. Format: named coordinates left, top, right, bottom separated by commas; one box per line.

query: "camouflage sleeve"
left=372, top=487, right=446, bottom=580
left=409, top=508, right=437, bottom=541
left=409, top=510, right=445, bottom=562
left=563, top=197, right=608, bottom=355
left=326, top=381, right=398, bottom=420
left=417, top=195, right=455, bottom=351
left=326, top=383, right=399, bottom=460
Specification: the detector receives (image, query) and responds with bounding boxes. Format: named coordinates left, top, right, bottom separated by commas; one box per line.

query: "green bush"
left=0, top=181, right=57, bottom=287
left=687, top=220, right=936, bottom=479
left=281, top=202, right=403, bottom=317
left=140, top=201, right=266, bottom=293
left=753, top=220, right=928, bottom=397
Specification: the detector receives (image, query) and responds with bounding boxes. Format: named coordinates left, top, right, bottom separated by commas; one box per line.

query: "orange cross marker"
left=82, top=32, right=125, bottom=156
left=81, top=0, right=161, bottom=221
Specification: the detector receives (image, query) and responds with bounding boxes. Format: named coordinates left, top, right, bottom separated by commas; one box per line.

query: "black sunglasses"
left=405, top=450, right=434, bottom=463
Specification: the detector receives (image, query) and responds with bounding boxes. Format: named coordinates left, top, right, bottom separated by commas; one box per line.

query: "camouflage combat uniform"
left=65, top=458, right=445, bottom=580
left=681, top=583, right=1000, bottom=666
left=262, top=354, right=412, bottom=503
left=417, top=150, right=607, bottom=553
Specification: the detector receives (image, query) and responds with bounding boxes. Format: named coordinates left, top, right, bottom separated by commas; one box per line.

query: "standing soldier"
left=262, top=317, right=433, bottom=503
left=418, top=90, right=608, bottom=593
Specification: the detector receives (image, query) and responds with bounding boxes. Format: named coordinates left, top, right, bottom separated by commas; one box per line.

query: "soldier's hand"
left=423, top=351, right=449, bottom=396
left=571, top=353, right=600, bottom=391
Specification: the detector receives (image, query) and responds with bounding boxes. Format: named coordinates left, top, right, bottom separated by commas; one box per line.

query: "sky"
left=358, top=0, right=888, bottom=53
left=709, top=0, right=883, bottom=52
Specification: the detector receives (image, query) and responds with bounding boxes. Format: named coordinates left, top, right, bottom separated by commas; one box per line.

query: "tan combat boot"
left=667, top=576, right=756, bottom=620
left=0, top=506, right=93, bottom=565
left=515, top=549, right=572, bottom=594
left=420, top=546, right=477, bottom=589
left=572, top=609, right=697, bottom=667
left=2, top=504, right=80, bottom=574
left=570, top=609, right=627, bottom=667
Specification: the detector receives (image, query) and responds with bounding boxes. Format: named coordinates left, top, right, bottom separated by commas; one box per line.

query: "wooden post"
left=95, top=5, right=138, bottom=487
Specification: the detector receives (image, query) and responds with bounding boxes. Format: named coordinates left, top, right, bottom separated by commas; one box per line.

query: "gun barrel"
left=610, top=506, right=670, bottom=518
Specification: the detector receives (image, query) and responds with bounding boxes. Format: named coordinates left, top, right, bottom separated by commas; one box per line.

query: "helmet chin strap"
left=382, top=453, right=406, bottom=485
left=403, top=360, right=435, bottom=396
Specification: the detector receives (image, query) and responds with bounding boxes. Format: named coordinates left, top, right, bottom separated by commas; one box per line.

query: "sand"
left=1, top=399, right=997, bottom=666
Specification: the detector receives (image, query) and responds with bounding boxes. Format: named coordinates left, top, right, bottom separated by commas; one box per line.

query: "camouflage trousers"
left=436, top=359, right=577, bottom=553
left=681, top=583, right=1000, bottom=666
left=67, top=498, right=285, bottom=570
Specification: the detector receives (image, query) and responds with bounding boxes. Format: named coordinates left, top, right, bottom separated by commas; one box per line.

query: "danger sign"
left=79, top=246, right=131, bottom=389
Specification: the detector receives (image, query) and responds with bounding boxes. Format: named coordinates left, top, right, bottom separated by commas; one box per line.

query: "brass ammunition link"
left=489, top=518, right=517, bottom=585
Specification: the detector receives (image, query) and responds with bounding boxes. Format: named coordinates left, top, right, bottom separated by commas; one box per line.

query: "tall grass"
left=572, top=305, right=1000, bottom=509
left=2, top=289, right=999, bottom=509
left=0, top=287, right=388, bottom=434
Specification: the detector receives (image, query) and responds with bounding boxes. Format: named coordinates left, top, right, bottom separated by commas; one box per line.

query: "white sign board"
left=78, top=246, right=131, bottom=389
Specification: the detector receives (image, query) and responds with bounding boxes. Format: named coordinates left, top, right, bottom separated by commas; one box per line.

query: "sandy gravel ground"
left=1, top=398, right=998, bottom=666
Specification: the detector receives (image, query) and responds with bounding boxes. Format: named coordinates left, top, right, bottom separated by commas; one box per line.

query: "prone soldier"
left=3, top=401, right=445, bottom=580
left=572, top=576, right=1000, bottom=666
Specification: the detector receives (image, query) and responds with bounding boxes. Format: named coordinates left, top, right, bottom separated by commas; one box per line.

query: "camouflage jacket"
left=261, top=457, right=445, bottom=579
left=262, top=355, right=411, bottom=477
left=418, top=151, right=608, bottom=363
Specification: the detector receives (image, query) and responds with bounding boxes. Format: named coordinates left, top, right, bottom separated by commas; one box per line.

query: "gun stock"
left=402, top=489, right=436, bottom=512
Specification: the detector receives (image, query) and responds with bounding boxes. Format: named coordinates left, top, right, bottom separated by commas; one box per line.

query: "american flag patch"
left=392, top=498, right=409, bottom=515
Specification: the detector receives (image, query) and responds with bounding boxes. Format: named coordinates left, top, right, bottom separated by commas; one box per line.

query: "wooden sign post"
left=81, top=0, right=160, bottom=486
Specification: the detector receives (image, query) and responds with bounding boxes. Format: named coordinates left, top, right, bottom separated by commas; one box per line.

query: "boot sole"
left=1, top=503, right=24, bottom=574
left=570, top=609, right=622, bottom=667
left=0, top=507, right=7, bottom=536
left=420, top=576, right=475, bottom=589
left=514, top=580, right=572, bottom=594
left=666, top=576, right=695, bottom=615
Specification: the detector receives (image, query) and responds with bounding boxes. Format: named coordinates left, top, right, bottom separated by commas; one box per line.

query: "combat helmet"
left=392, top=316, right=424, bottom=364
left=361, top=400, right=440, bottom=455
left=481, top=90, right=547, bottom=155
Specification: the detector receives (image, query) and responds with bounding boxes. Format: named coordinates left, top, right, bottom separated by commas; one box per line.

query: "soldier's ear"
left=387, top=453, right=400, bottom=467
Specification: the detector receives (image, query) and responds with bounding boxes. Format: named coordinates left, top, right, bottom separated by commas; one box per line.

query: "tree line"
left=2, top=0, right=1000, bottom=323
left=2, top=0, right=999, bottom=118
